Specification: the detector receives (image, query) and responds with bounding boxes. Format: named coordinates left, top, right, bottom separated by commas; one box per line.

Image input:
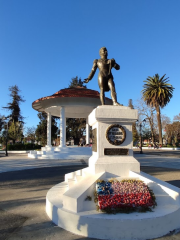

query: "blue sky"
left=0, top=0, right=180, bottom=130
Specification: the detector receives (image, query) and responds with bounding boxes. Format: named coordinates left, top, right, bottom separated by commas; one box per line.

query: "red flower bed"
left=95, top=179, right=156, bottom=213
left=98, top=193, right=155, bottom=210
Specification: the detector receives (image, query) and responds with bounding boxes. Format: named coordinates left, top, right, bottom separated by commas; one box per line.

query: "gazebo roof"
left=32, top=87, right=112, bottom=118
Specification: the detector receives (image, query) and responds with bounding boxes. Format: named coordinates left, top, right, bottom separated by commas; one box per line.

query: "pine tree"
left=68, top=76, right=86, bottom=88
left=3, top=85, right=25, bottom=123
left=2, top=85, right=25, bottom=143
left=66, top=76, right=87, bottom=144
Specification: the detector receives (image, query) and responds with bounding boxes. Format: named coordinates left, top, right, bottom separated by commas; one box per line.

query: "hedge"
left=7, top=143, right=42, bottom=150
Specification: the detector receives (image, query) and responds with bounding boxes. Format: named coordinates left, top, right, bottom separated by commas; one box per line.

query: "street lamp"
left=136, top=119, right=146, bottom=154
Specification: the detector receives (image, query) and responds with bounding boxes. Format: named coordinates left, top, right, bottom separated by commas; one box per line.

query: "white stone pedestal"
left=88, top=106, right=139, bottom=176
left=46, top=106, right=180, bottom=240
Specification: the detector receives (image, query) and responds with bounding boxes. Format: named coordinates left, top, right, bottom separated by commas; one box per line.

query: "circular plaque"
left=106, top=124, right=126, bottom=145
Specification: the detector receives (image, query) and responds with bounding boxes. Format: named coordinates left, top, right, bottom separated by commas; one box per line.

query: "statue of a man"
left=84, top=47, right=121, bottom=105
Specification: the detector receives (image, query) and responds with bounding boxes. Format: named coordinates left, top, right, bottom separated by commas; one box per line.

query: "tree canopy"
left=3, top=85, right=25, bottom=123
left=68, top=76, right=86, bottom=88
left=25, top=127, right=36, bottom=144
left=66, top=76, right=87, bottom=145
left=35, top=112, right=58, bottom=146
left=165, top=121, right=180, bottom=146
left=174, top=113, right=180, bottom=122
left=142, top=74, right=174, bottom=144
left=66, top=118, right=86, bottom=145
left=8, top=121, right=24, bottom=143
left=142, top=74, right=174, bottom=108
left=0, top=115, right=5, bottom=132
left=135, top=98, right=156, bottom=144
left=2, top=85, right=25, bottom=144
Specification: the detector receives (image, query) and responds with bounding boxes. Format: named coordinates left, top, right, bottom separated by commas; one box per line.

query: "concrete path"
left=0, top=151, right=180, bottom=240
left=135, top=153, right=180, bottom=169
left=0, top=153, right=86, bottom=173
left=0, top=150, right=180, bottom=173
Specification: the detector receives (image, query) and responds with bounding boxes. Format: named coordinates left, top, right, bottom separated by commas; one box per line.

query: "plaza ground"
left=0, top=150, right=180, bottom=240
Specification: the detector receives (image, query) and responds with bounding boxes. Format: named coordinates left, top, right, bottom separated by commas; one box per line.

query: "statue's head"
left=99, top=47, right=108, bottom=58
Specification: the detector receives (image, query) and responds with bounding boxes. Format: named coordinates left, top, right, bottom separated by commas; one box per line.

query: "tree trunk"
left=156, top=105, right=163, bottom=145
left=150, top=110, right=155, bottom=144
left=74, top=137, right=80, bottom=145
left=149, top=118, right=154, bottom=144
left=150, top=125, right=154, bottom=144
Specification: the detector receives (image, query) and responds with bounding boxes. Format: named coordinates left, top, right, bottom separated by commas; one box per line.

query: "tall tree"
left=68, top=76, right=86, bottom=88
left=66, top=118, right=86, bottom=145
left=3, top=85, right=25, bottom=123
left=142, top=74, right=174, bottom=145
left=8, top=121, right=24, bottom=144
left=0, top=114, right=5, bottom=146
left=25, top=126, right=36, bottom=144
left=173, top=113, right=180, bottom=121
left=135, top=98, right=156, bottom=144
left=128, top=99, right=139, bottom=144
left=0, top=114, right=5, bottom=132
left=35, top=112, right=58, bottom=146
left=35, top=113, right=47, bottom=146
left=2, top=86, right=25, bottom=144
left=66, top=77, right=87, bottom=145
left=165, top=121, right=180, bottom=145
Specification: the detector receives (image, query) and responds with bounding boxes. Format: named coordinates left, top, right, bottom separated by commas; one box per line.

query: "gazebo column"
left=60, top=106, right=66, bottom=147
left=46, top=112, right=52, bottom=147
left=86, top=117, right=90, bottom=145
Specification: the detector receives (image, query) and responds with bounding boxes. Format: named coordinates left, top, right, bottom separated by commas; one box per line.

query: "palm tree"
left=142, top=74, right=174, bottom=145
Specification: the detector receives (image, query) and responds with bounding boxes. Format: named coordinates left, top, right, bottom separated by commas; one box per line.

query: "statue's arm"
left=84, top=59, right=98, bottom=83
left=111, top=58, right=120, bottom=70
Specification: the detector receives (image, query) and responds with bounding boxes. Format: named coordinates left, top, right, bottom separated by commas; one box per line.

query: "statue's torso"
left=97, top=59, right=112, bottom=77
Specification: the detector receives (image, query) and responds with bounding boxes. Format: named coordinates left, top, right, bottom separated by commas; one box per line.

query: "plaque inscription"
left=92, top=128, right=97, bottom=152
left=104, top=148, right=129, bottom=156
left=106, top=124, right=126, bottom=145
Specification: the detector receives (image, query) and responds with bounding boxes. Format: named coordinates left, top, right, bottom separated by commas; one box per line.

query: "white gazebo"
left=28, top=86, right=112, bottom=159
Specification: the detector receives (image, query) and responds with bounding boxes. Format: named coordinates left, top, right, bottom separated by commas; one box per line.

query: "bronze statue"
left=84, top=47, right=121, bottom=105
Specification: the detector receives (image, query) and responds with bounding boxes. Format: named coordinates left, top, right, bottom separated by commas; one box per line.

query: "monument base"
left=89, top=155, right=140, bottom=177
left=45, top=106, right=180, bottom=239
left=46, top=167, right=180, bottom=240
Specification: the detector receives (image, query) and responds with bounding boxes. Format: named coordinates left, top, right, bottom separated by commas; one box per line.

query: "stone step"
left=65, top=168, right=90, bottom=189
left=65, top=167, right=90, bottom=183
left=67, top=179, right=77, bottom=189
left=28, top=153, right=37, bottom=158
left=63, top=171, right=106, bottom=213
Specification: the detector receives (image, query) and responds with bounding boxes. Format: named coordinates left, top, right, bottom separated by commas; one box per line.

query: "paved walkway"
left=0, top=153, right=87, bottom=173
left=0, top=151, right=180, bottom=240
left=135, top=153, right=180, bottom=169
left=0, top=150, right=180, bottom=173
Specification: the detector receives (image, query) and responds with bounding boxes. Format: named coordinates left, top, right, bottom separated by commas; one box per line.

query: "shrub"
left=166, top=144, right=173, bottom=148
left=7, top=143, right=42, bottom=150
